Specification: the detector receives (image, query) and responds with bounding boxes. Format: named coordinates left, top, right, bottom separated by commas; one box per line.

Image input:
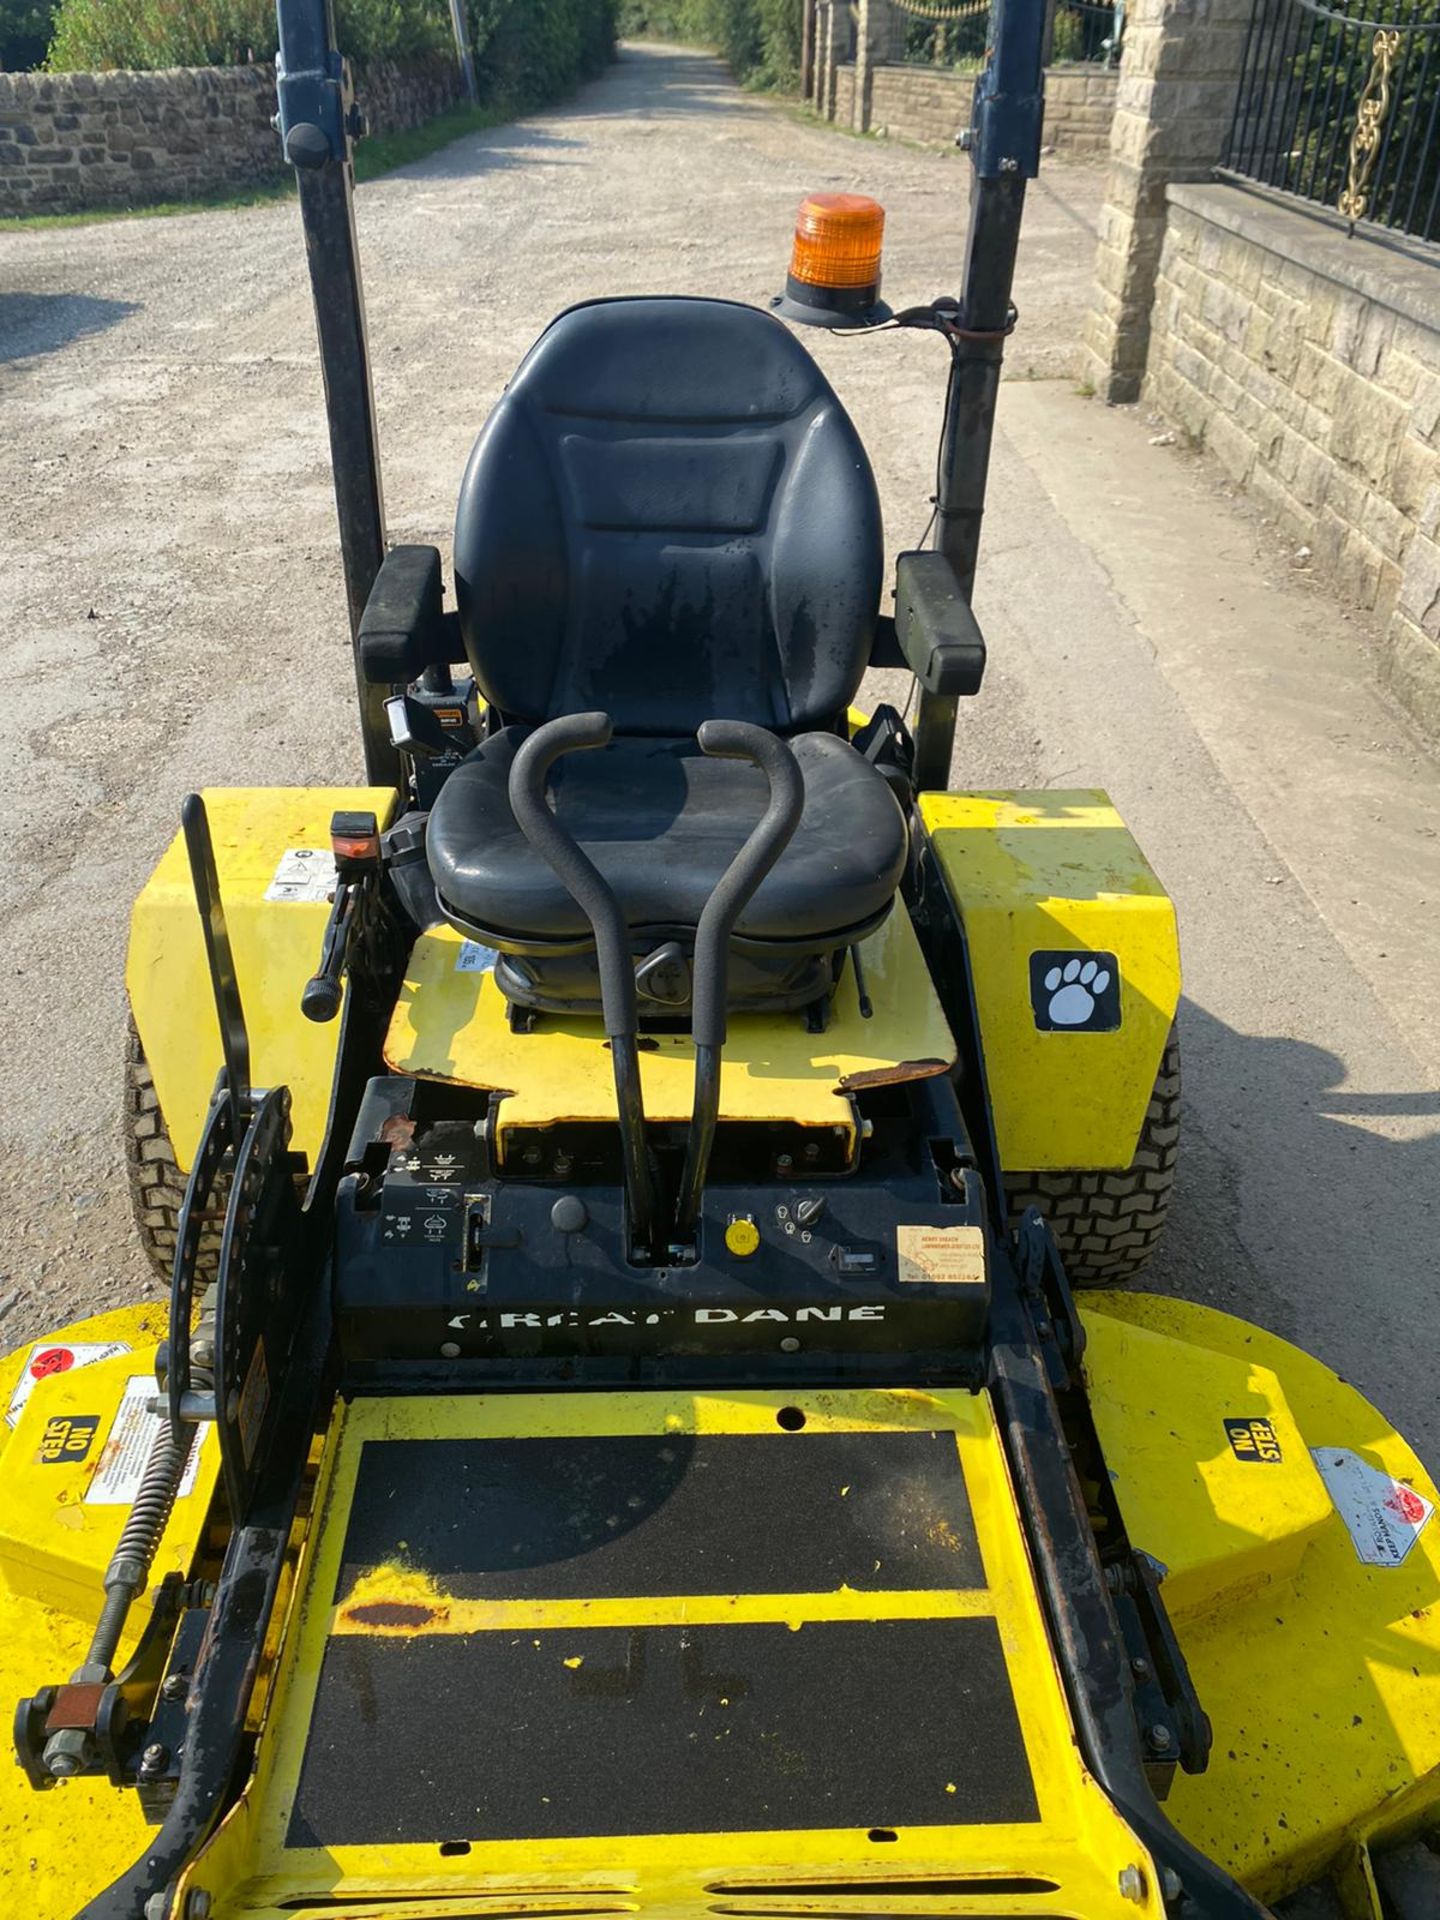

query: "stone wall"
left=1079, top=0, right=1251, bottom=402
left=1147, top=181, right=1440, bottom=735
left=867, top=62, right=1116, bottom=158
left=0, top=56, right=462, bottom=216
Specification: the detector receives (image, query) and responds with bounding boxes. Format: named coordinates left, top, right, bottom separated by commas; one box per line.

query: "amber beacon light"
left=774, top=192, right=889, bottom=329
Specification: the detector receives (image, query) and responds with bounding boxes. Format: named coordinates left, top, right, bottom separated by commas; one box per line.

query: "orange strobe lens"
left=788, top=193, right=886, bottom=310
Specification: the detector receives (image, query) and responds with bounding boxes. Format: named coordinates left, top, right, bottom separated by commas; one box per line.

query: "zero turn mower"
left=4, top=3, right=1440, bottom=1917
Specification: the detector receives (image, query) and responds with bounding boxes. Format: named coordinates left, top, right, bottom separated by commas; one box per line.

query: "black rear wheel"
left=125, top=1013, right=208, bottom=1281
left=1004, top=1025, right=1180, bottom=1287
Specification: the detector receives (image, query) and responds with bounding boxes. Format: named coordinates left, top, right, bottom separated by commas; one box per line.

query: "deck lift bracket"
left=912, top=0, right=1048, bottom=793
left=275, top=0, right=400, bottom=788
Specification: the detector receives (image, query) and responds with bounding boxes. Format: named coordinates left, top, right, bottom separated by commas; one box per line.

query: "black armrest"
left=357, top=545, right=465, bottom=685
left=878, top=550, right=986, bottom=697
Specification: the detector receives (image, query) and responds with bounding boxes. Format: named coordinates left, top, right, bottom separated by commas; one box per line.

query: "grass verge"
left=0, top=98, right=508, bottom=233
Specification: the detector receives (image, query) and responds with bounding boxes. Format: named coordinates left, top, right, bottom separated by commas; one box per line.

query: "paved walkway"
left=1, top=44, right=1436, bottom=1459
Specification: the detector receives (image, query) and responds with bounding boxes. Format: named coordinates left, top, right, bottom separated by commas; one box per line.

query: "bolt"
left=1118, top=1864, right=1146, bottom=1905
left=777, top=1154, right=793, bottom=1170
left=802, top=1141, right=820, bottom=1161
left=439, top=1342, right=461, bottom=1359
left=948, top=1166, right=969, bottom=1195
left=1149, top=1723, right=1173, bottom=1752
left=1131, top=1656, right=1152, bottom=1681
left=46, top=1751, right=82, bottom=1778
left=160, top=1672, right=188, bottom=1703
left=780, top=1337, right=800, bottom=1354
left=1161, top=1867, right=1184, bottom=1904
left=1000, top=155, right=1020, bottom=172
left=140, top=1742, right=169, bottom=1775
left=185, top=1894, right=213, bottom=1920
left=956, top=127, right=973, bottom=150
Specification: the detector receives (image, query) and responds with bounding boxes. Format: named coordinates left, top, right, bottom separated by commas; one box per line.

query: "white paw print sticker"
left=1030, top=950, right=1121, bottom=1032
left=1045, top=957, right=1111, bottom=1026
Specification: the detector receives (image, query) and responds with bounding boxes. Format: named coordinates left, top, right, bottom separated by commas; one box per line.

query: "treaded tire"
left=1004, top=1025, right=1180, bottom=1288
left=125, top=1012, right=222, bottom=1283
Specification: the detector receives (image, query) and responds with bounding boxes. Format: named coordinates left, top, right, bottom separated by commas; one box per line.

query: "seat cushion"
left=426, top=728, right=907, bottom=947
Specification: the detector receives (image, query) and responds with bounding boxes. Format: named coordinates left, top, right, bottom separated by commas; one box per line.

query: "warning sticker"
left=455, top=940, right=499, bottom=974
left=896, top=1223, right=987, bottom=1286
left=264, top=847, right=337, bottom=905
left=86, top=1375, right=207, bottom=1507
left=1312, top=1447, right=1434, bottom=1567
left=1225, top=1416, right=1284, bottom=1464
left=6, top=1340, right=130, bottom=1428
left=37, top=1414, right=100, bottom=1465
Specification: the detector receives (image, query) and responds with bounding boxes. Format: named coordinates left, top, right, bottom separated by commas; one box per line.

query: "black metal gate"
left=1224, top=0, right=1440, bottom=244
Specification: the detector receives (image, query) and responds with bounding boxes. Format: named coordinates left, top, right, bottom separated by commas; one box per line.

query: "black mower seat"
left=430, top=293, right=898, bottom=1012
left=428, top=727, right=908, bottom=947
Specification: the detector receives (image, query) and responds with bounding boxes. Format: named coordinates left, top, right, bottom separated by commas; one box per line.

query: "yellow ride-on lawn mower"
left=5, top=5, right=1440, bottom=1918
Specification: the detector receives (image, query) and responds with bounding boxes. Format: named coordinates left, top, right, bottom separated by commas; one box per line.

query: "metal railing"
left=896, top=0, right=1123, bottom=67
left=1225, top=0, right=1440, bottom=244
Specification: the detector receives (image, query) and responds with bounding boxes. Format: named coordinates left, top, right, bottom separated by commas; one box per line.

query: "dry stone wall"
left=1147, top=182, right=1440, bottom=735
left=0, top=57, right=462, bottom=216
left=867, top=62, right=1116, bottom=157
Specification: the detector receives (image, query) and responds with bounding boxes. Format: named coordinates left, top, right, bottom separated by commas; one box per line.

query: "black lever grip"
left=509, top=713, right=637, bottom=1043
left=508, top=713, right=660, bottom=1259
left=690, top=721, right=805, bottom=1052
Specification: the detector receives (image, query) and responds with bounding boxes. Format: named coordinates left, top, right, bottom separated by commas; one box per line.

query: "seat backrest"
left=452, top=297, right=883, bottom=737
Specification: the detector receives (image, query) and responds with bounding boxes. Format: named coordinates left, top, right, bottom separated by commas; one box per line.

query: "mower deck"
left=178, top=1386, right=1161, bottom=1919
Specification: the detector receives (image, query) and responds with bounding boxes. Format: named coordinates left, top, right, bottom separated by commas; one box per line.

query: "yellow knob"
left=724, top=1215, right=761, bottom=1258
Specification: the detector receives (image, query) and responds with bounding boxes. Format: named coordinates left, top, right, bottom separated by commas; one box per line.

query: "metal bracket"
left=274, top=0, right=352, bottom=167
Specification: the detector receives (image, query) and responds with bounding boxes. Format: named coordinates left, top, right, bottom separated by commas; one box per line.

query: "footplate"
left=178, top=1389, right=1165, bottom=1918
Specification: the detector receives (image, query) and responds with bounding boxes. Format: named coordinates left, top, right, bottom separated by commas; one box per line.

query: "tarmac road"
left=2, top=44, right=1437, bottom=1465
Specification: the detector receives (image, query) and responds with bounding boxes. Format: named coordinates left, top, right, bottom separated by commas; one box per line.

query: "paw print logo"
left=1044, top=957, right=1111, bottom=1027
left=1029, top=950, right=1121, bottom=1033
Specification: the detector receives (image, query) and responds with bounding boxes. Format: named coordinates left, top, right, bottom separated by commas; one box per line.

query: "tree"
left=1, top=0, right=57, bottom=68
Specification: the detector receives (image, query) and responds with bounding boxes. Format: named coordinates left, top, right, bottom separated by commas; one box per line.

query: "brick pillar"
left=812, top=1, right=832, bottom=115
left=1080, top=0, right=1252, bottom=403
left=854, top=0, right=900, bottom=132
left=802, top=0, right=816, bottom=102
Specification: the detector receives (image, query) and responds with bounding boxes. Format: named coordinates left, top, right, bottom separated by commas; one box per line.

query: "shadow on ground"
left=0, top=291, right=140, bottom=365
left=1146, top=996, right=1440, bottom=1455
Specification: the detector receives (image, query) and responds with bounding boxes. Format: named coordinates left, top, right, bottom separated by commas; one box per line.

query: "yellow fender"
left=921, top=791, right=1181, bottom=1171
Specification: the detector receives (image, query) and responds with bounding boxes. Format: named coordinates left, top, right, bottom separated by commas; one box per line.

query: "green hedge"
left=617, top=0, right=800, bottom=90
left=46, top=0, right=614, bottom=83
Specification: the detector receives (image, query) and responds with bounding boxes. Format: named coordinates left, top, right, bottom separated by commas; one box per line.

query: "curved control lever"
left=674, top=722, right=805, bottom=1244
left=509, top=714, right=661, bottom=1261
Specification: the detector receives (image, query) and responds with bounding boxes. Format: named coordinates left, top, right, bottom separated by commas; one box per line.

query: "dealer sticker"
left=86, top=1375, right=207, bottom=1507
left=264, top=847, right=336, bottom=905
left=896, top=1223, right=987, bottom=1286
left=1312, top=1447, right=1433, bottom=1567
left=6, top=1340, right=130, bottom=1428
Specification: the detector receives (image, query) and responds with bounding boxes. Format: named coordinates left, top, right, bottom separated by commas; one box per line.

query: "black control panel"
left=334, top=1096, right=991, bottom=1386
